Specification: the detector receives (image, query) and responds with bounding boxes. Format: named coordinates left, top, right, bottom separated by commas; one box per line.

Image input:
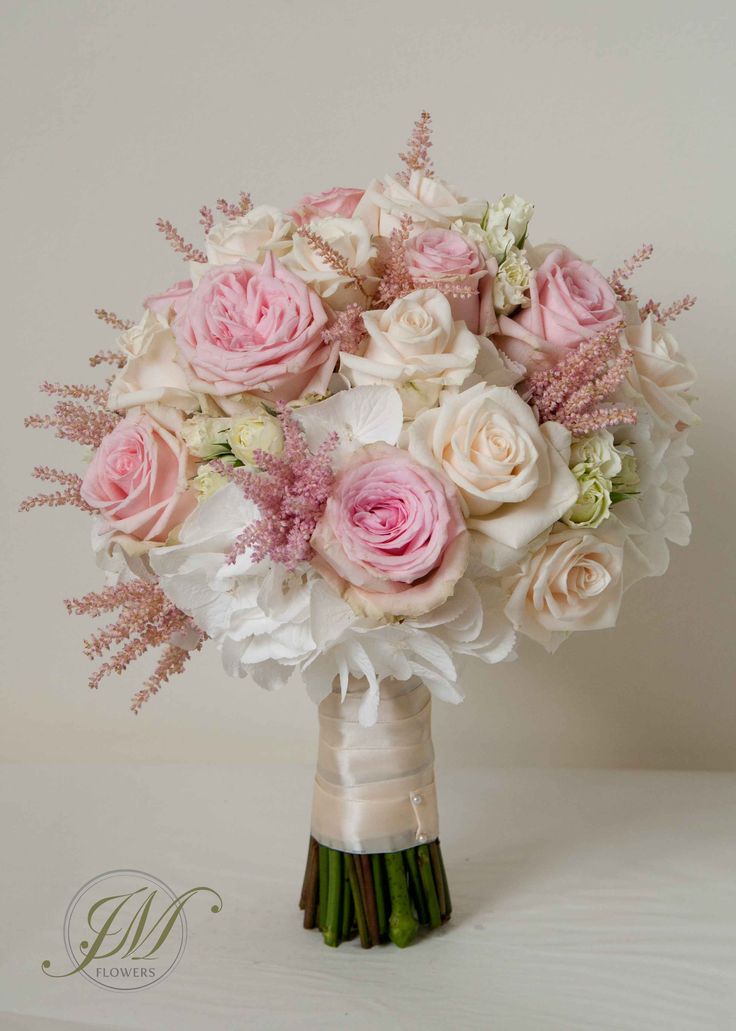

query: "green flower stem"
left=323, top=849, right=343, bottom=947
left=340, top=863, right=353, bottom=942
left=385, top=853, right=419, bottom=948
left=428, top=841, right=447, bottom=918
left=359, top=854, right=381, bottom=946
left=417, top=845, right=442, bottom=929
left=318, top=845, right=329, bottom=931
left=345, top=853, right=371, bottom=948
left=404, top=847, right=428, bottom=924
left=438, top=843, right=452, bottom=919
left=371, top=854, right=388, bottom=939
left=302, top=838, right=319, bottom=930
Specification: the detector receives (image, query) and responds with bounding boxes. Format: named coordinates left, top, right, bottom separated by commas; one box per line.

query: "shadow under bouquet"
left=23, top=112, right=697, bottom=949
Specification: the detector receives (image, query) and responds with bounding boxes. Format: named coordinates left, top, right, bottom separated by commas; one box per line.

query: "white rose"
left=205, top=205, right=294, bottom=265
left=354, top=171, right=487, bottom=237
left=504, top=527, right=624, bottom=650
left=493, top=247, right=531, bottom=315
left=409, top=383, right=579, bottom=568
left=281, top=216, right=378, bottom=310
left=455, top=219, right=514, bottom=263
left=193, top=464, right=229, bottom=500
left=340, top=289, right=480, bottom=419
left=108, top=310, right=198, bottom=413
left=228, top=408, right=284, bottom=465
left=181, top=414, right=232, bottom=459
left=569, top=430, right=622, bottom=479
left=563, top=468, right=612, bottom=528
left=620, top=317, right=697, bottom=430
left=486, top=193, right=534, bottom=245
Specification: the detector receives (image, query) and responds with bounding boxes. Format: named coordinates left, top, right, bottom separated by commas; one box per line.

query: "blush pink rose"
left=290, top=187, right=365, bottom=226
left=405, top=228, right=486, bottom=332
left=174, top=253, right=333, bottom=402
left=495, top=247, right=621, bottom=372
left=144, top=280, right=193, bottom=321
left=311, top=442, right=469, bottom=618
left=81, top=412, right=196, bottom=544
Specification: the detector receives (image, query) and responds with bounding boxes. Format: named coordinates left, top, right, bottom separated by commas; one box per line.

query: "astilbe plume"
left=294, top=225, right=368, bottom=297
left=94, top=308, right=134, bottom=331
left=155, top=218, right=207, bottom=263
left=199, top=205, right=215, bottom=234
left=608, top=244, right=654, bottom=301
left=376, top=215, right=415, bottom=306
left=216, top=192, right=252, bottom=218
left=65, top=580, right=205, bottom=709
left=639, top=294, right=697, bottom=323
left=527, top=326, right=638, bottom=435
left=212, top=404, right=337, bottom=570
left=25, top=381, right=120, bottom=449
left=323, top=304, right=368, bottom=355
left=19, top=466, right=92, bottom=513
left=397, top=110, right=434, bottom=185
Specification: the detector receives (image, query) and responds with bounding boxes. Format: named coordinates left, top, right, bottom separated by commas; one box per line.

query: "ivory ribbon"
left=310, top=677, right=439, bottom=854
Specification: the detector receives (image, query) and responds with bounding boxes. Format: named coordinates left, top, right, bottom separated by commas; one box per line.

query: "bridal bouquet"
left=24, top=113, right=697, bottom=949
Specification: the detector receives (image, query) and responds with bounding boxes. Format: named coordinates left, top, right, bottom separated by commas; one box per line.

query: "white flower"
left=493, top=247, right=531, bottom=315
left=295, top=384, right=403, bottom=464
left=455, top=219, right=515, bottom=263
left=408, top=383, right=579, bottom=569
left=611, top=446, right=640, bottom=498
left=620, top=317, right=698, bottom=430
left=486, top=193, right=534, bottom=245
left=504, top=526, right=624, bottom=651
left=355, top=171, right=486, bottom=237
left=228, top=408, right=284, bottom=465
left=563, top=468, right=612, bottom=528
left=282, top=216, right=377, bottom=310
left=340, top=289, right=479, bottom=419
left=108, top=310, right=198, bottom=413
left=569, top=430, right=622, bottom=479
left=205, top=205, right=294, bottom=265
left=193, top=464, right=229, bottom=500
left=181, top=414, right=232, bottom=459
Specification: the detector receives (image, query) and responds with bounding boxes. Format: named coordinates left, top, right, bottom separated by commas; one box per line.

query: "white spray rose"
left=194, top=464, right=229, bottom=500
left=181, top=415, right=232, bottom=459
left=563, top=468, right=613, bottom=528
left=486, top=193, right=534, bottom=245
left=611, top=445, right=640, bottom=499
left=454, top=219, right=514, bottom=263
left=569, top=430, right=622, bottom=479
left=493, top=247, right=531, bottom=315
left=228, top=409, right=284, bottom=465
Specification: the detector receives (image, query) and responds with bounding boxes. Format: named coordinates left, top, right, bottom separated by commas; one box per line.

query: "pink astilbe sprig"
left=323, top=304, right=368, bottom=356
left=155, top=218, right=207, bottom=263
left=65, top=579, right=205, bottom=707
left=199, top=205, right=214, bottom=234
left=639, top=293, right=697, bottom=323
left=89, top=349, right=126, bottom=369
left=608, top=244, right=654, bottom=301
left=527, top=326, right=638, bottom=435
left=25, top=381, right=120, bottom=449
left=94, top=308, right=134, bottom=331
left=413, top=278, right=476, bottom=299
left=20, top=466, right=92, bottom=513
left=397, top=110, right=434, bottom=186
left=294, top=225, right=368, bottom=296
left=212, top=403, right=337, bottom=571
left=216, top=192, right=253, bottom=219
left=376, top=215, right=415, bottom=306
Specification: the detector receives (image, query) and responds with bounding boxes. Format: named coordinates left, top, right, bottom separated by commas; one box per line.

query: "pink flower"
left=405, top=228, right=485, bottom=331
left=495, top=247, right=621, bottom=372
left=311, top=443, right=469, bottom=618
left=290, top=187, right=364, bottom=226
left=81, top=411, right=196, bottom=544
left=174, top=253, right=333, bottom=402
left=144, top=280, right=193, bottom=322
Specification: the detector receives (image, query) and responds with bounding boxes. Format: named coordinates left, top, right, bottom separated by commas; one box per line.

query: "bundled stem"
left=299, top=837, right=450, bottom=949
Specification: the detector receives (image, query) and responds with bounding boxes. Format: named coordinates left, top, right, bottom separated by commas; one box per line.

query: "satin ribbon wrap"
left=310, top=677, right=439, bottom=854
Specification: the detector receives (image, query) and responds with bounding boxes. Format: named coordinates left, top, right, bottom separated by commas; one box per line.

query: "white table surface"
left=2, top=762, right=735, bottom=1031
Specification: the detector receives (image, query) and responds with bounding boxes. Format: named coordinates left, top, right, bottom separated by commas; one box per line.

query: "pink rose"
left=311, top=443, right=469, bottom=618
left=405, top=228, right=486, bottom=332
left=174, top=253, right=333, bottom=402
left=144, top=280, right=193, bottom=322
left=290, top=187, right=364, bottom=226
left=495, top=247, right=621, bottom=372
left=81, top=412, right=196, bottom=544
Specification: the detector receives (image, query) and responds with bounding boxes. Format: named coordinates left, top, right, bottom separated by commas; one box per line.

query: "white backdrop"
left=2, top=0, right=734, bottom=770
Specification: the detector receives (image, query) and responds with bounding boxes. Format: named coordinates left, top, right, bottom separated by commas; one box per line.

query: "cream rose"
left=620, top=317, right=697, bottom=430
left=282, top=216, right=377, bottom=310
left=504, top=527, right=624, bottom=649
left=181, top=414, right=232, bottom=459
left=205, top=205, right=294, bottom=265
left=355, top=171, right=486, bottom=237
left=227, top=408, right=284, bottom=465
left=562, top=469, right=612, bottom=528
left=108, top=310, right=198, bottom=413
left=339, top=289, right=480, bottom=418
left=569, top=430, right=622, bottom=479
left=408, top=383, right=579, bottom=567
